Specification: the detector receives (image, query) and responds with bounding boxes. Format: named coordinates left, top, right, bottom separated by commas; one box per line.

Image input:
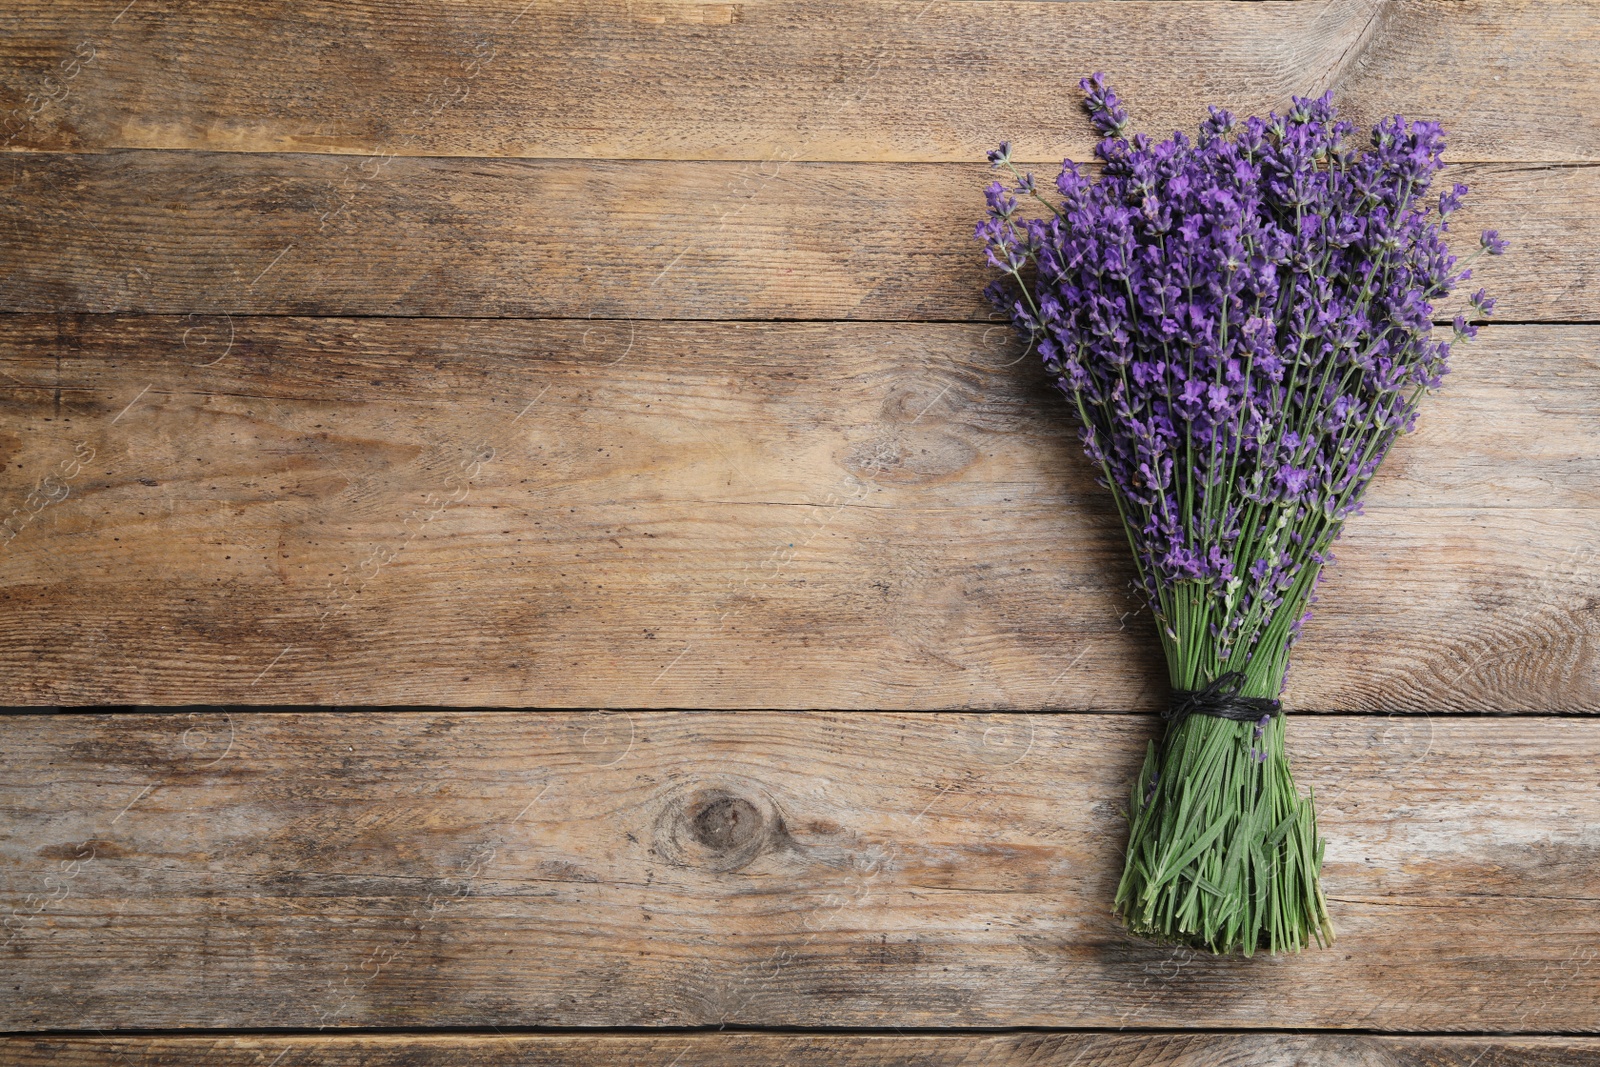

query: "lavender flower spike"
left=1079, top=72, right=1130, bottom=138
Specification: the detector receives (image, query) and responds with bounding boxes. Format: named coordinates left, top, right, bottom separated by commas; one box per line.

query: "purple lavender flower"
left=983, top=180, right=1017, bottom=220
left=1079, top=72, right=1130, bottom=139
left=977, top=80, right=1502, bottom=695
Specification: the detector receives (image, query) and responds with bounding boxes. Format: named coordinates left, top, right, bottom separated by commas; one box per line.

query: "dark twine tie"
left=1161, top=670, right=1282, bottom=726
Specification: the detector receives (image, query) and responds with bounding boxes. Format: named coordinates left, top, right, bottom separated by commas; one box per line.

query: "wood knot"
left=690, top=793, right=762, bottom=852
left=653, top=783, right=790, bottom=873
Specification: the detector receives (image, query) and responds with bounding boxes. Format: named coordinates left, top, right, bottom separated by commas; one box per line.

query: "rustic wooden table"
left=2, top=0, right=1597, bottom=1063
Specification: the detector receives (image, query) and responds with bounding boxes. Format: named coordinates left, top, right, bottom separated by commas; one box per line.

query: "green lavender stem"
left=1115, top=649, right=1332, bottom=955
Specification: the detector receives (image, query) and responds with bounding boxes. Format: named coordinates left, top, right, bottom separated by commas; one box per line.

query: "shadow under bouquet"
left=978, top=77, right=1505, bottom=954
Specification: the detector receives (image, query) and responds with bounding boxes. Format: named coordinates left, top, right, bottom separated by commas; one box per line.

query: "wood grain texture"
left=0, top=1, right=1596, bottom=162
left=10, top=1033, right=1600, bottom=1066
left=3, top=712, right=1598, bottom=1031
left=0, top=153, right=1587, bottom=321
left=0, top=0, right=1594, bottom=1046
left=1, top=316, right=1594, bottom=709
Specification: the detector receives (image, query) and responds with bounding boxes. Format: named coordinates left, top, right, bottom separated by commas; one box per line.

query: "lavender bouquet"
left=978, top=77, right=1504, bottom=954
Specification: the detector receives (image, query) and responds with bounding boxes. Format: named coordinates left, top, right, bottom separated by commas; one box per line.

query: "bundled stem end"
left=1115, top=710, right=1334, bottom=956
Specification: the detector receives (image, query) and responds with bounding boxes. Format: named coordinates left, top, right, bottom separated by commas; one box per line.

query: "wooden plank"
left=0, top=1, right=1596, bottom=162
left=10, top=1033, right=1600, bottom=1066
left=1, top=317, right=1594, bottom=709
left=3, top=712, right=1598, bottom=1030
left=0, top=153, right=1589, bottom=322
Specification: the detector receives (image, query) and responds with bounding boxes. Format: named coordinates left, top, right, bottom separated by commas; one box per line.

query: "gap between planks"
left=7, top=1030, right=1600, bottom=1067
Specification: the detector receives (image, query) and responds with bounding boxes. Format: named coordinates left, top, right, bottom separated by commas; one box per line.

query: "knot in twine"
left=1161, top=670, right=1282, bottom=727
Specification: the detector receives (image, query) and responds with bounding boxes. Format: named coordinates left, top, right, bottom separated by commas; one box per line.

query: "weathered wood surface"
left=0, top=153, right=1586, bottom=322
left=0, top=0, right=1593, bottom=1052
left=1, top=317, right=1594, bottom=709
left=11, top=1033, right=1600, bottom=1066
left=1, top=1, right=1596, bottom=162
left=3, top=712, right=1598, bottom=1031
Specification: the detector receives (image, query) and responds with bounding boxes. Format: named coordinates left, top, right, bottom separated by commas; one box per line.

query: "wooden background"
left=1, top=0, right=1597, bottom=1063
